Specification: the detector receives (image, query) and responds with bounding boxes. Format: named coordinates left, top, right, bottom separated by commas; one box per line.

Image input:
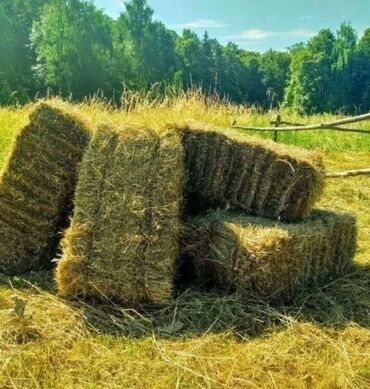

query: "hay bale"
left=56, top=124, right=183, bottom=304
left=179, top=125, right=325, bottom=221
left=181, top=210, right=357, bottom=298
left=0, top=103, right=90, bottom=274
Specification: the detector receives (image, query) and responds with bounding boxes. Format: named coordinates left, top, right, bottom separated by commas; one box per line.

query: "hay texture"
left=56, top=125, right=183, bottom=305
left=0, top=103, right=90, bottom=274
left=182, top=210, right=357, bottom=298
left=180, top=125, right=325, bottom=221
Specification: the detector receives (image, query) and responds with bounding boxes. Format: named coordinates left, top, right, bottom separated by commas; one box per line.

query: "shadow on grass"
left=1, top=264, right=369, bottom=340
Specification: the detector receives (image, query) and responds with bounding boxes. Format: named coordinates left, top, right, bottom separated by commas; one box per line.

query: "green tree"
left=220, top=43, right=249, bottom=103
left=31, top=0, right=113, bottom=99
left=285, top=29, right=336, bottom=113
left=1, top=2, right=368, bottom=111
left=175, top=29, right=204, bottom=88
left=0, top=0, right=48, bottom=103
left=200, top=32, right=216, bottom=92
left=260, top=50, right=291, bottom=108
left=351, top=29, right=370, bottom=112
left=0, top=6, right=29, bottom=104
left=114, top=0, right=177, bottom=90
left=331, top=23, right=357, bottom=112
left=240, top=51, right=266, bottom=106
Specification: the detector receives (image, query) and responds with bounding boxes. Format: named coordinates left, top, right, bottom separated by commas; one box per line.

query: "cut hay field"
left=0, top=94, right=369, bottom=389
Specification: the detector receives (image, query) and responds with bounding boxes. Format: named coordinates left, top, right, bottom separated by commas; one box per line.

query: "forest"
left=1, top=0, right=370, bottom=114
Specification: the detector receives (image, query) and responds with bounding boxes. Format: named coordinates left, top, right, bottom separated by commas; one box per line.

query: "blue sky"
left=93, top=0, right=370, bottom=52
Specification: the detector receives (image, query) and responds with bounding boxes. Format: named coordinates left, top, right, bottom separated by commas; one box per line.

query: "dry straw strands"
left=56, top=125, right=183, bottom=305
left=179, top=124, right=325, bottom=222
left=182, top=210, right=357, bottom=298
left=0, top=103, right=90, bottom=274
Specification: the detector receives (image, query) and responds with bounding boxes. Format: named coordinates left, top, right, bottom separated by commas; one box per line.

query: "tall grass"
left=1, top=90, right=369, bottom=163
left=0, top=92, right=369, bottom=388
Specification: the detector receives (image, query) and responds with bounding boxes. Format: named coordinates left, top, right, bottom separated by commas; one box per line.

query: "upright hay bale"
left=56, top=125, right=183, bottom=304
left=182, top=210, right=357, bottom=298
left=179, top=125, right=325, bottom=221
left=0, top=103, right=90, bottom=274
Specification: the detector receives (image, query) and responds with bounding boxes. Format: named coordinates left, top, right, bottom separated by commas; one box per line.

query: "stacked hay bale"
left=0, top=104, right=355, bottom=303
left=56, top=122, right=330, bottom=303
left=178, top=124, right=356, bottom=298
left=56, top=125, right=183, bottom=304
left=0, top=103, right=90, bottom=274
left=181, top=210, right=357, bottom=298
left=179, top=124, right=325, bottom=222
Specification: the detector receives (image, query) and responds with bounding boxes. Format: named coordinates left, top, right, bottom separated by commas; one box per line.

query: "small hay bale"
left=0, top=103, right=90, bottom=274
left=179, top=124, right=325, bottom=221
left=56, top=124, right=183, bottom=305
left=181, top=210, right=357, bottom=298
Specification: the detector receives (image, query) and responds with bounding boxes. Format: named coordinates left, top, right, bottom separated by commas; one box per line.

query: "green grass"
left=0, top=107, right=28, bottom=168
left=233, top=109, right=370, bottom=152
left=0, top=95, right=369, bottom=388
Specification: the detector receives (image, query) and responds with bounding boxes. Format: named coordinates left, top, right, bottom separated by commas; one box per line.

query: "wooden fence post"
left=273, top=113, right=281, bottom=142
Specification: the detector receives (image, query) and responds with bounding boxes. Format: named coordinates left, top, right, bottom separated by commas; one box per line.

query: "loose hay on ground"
left=0, top=103, right=90, bottom=274
left=179, top=124, right=325, bottom=221
left=181, top=210, right=357, bottom=298
left=56, top=124, right=183, bottom=305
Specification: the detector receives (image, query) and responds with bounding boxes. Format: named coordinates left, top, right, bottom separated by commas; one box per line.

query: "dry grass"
left=56, top=124, right=183, bottom=304
left=182, top=209, right=356, bottom=298
left=0, top=93, right=369, bottom=388
left=0, top=103, right=90, bottom=274
left=180, top=124, right=324, bottom=221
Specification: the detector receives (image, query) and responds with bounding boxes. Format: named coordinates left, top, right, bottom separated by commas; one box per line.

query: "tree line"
left=1, top=0, right=370, bottom=113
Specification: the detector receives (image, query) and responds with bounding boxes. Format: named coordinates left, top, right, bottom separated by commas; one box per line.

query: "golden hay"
left=56, top=124, right=183, bottom=304
left=179, top=124, right=325, bottom=222
left=0, top=103, right=90, bottom=274
left=181, top=210, right=357, bottom=298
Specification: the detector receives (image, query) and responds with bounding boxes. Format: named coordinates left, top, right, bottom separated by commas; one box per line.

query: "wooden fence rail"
left=326, top=168, right=370, bottom=178
left=232, top=112, right=370, bottom=133
left=232, top=112, right=370, bottom=178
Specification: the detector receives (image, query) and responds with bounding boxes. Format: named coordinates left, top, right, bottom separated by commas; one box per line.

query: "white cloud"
left=175, top=19, right=226, bottom=29
left=233, top=29, right=275, bottom=40
left=226, top=28, right=315, bottom=41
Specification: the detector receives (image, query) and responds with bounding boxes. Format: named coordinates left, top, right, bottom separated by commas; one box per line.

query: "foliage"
left=285, top=24, right=370, bottom=114
left=260, top=50, right=291, bottom=108
left=30, top=0, right=113, bottom=99
left=112, top=0, right=178, bottom=90
left=0, top=1, right=370, bottom=113
left=0, top=4, right=34, bottom=104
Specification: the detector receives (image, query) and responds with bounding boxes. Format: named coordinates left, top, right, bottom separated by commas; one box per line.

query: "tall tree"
left=0, top=6, right=29, bottom=104
left=0, top=0, right=48, bottom=103
left=175, top=29, right=204, bottom=88
left=240, top=51, right=266, bottom=106
left=260, top=50, right=291, bottom=108
left=285, top=29, right=337, bottom=113
left=0, top=1, right=369, bottom=111
left=31, top=0, right=113, bottom=99
left=351, top=29, right=370, bottom=112
left=331, top=23, right=357, bottom=111
left=221, top=43, right=249, bottom=103
left=201, top=31, right=216, bottom=92
left=114, top=0, right=177, bottom=89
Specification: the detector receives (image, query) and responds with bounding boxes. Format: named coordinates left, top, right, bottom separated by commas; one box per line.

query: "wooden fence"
left=233, top=113, right=370, bottom=178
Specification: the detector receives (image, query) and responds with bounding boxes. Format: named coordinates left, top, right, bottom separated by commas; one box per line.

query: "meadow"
left=0, top=93, right=369, bottom=388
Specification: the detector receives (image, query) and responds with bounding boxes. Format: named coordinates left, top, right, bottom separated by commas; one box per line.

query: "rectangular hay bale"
left=179, top=125, right=325, bottom=222
left=0, top=103, right=90, bottom=274
left=56, top=125, right=183, bottom=304
left=181, top=210, right=357, bottom=298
